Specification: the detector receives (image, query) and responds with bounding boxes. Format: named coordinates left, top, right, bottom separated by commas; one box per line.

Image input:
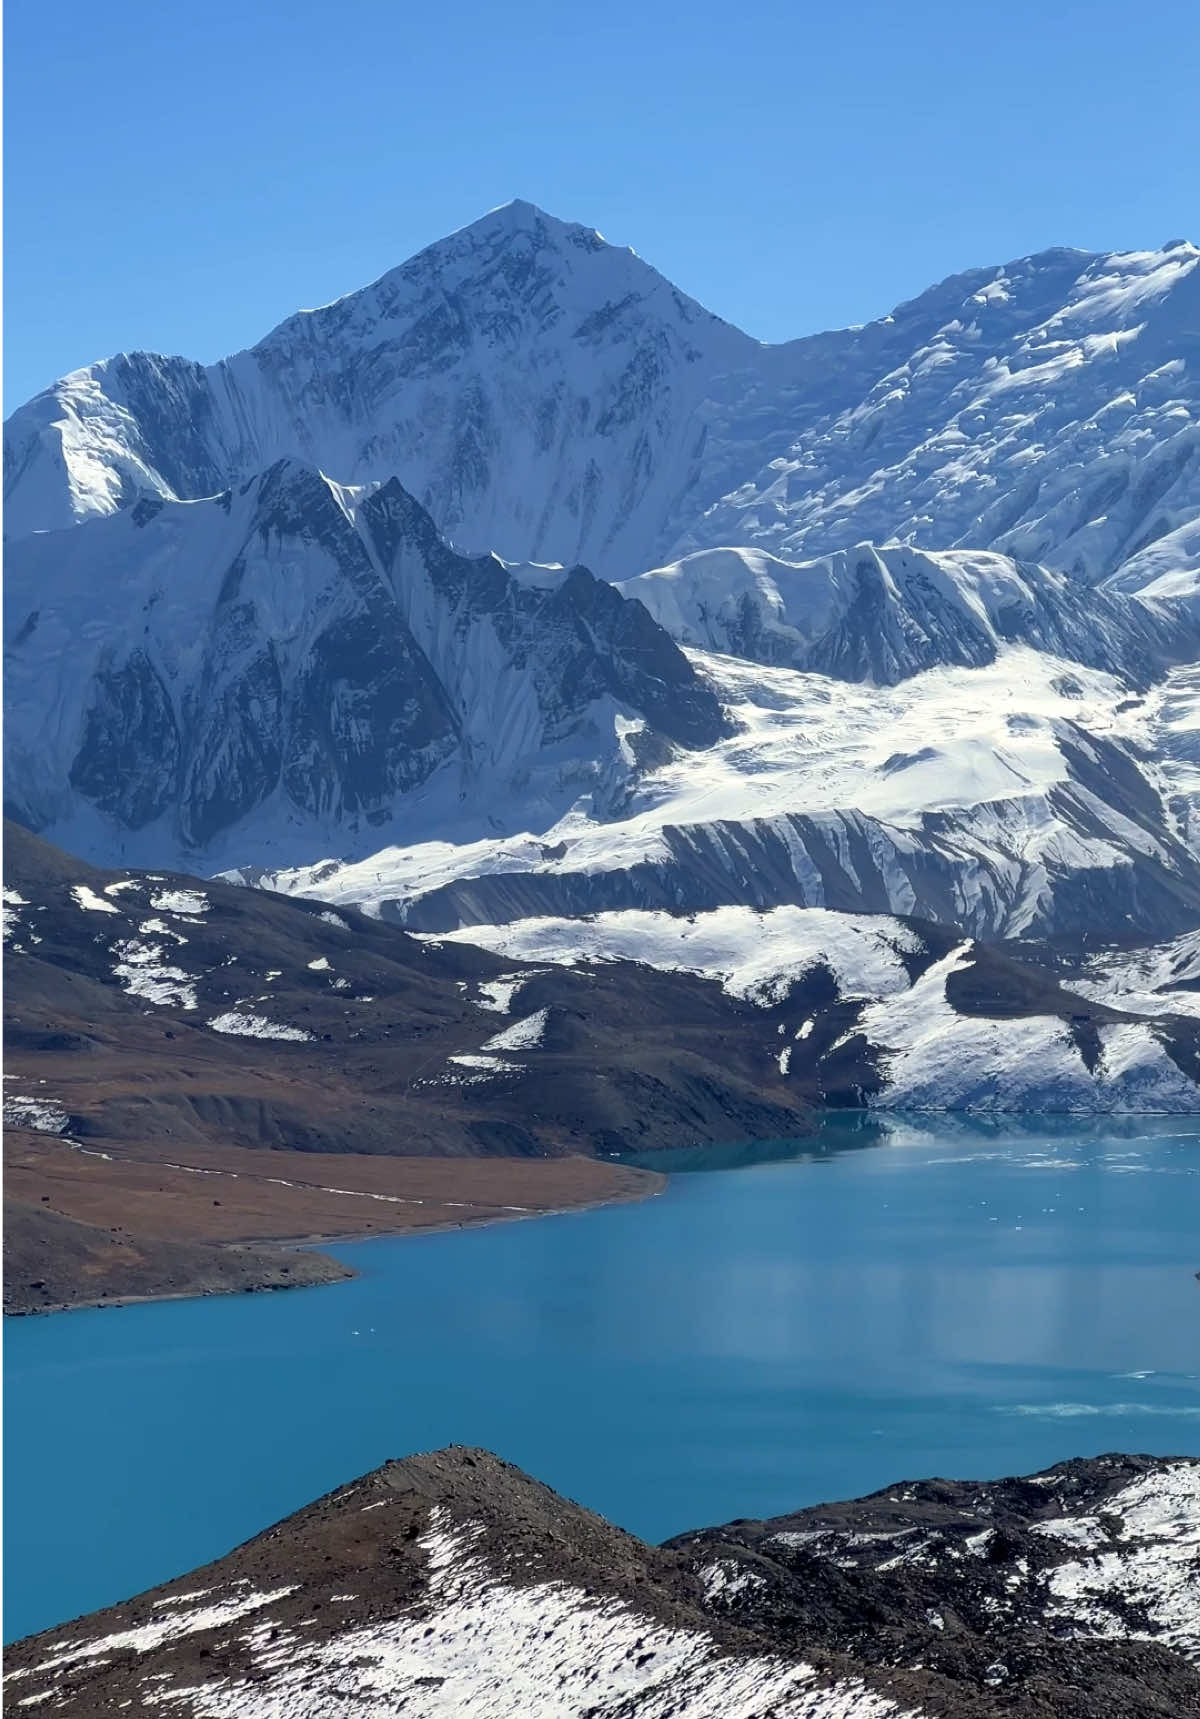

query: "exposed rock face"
left=5, top=208, right=1198, bottom=589
left=3, top=464, right=726, bottom=861
left=5, top=1447, right=1197, bottom=1717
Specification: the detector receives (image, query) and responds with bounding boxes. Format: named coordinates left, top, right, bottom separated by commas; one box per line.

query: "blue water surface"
left=5, top=1113, right=1199, bottom=1641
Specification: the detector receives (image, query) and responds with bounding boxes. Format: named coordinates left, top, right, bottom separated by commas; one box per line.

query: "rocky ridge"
left=5, top=1447, right=1197, bottom=1718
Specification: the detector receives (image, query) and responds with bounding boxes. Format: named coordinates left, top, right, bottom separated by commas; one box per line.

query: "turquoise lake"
left=5, top=1113, right=1200, bottom=1642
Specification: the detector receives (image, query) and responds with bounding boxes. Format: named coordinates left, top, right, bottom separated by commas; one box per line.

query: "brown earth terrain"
left=3, top=1126, right=662, bottom=1313
left=11, top=819, right=1187, bottom=1315
left=4, top=820, right=781, bottom=1310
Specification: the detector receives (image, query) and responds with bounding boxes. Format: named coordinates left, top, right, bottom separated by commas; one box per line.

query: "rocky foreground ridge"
left=5, top=1447, right=1197, bottom=1717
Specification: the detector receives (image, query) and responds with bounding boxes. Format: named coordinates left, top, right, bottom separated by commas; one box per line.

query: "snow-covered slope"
left=6, top=207, right=1198, bottom=586
left=3, top=462, right=724, bottom=863
left=690, top=242, right=1200, bottom=584
left=618, top=542, right=1194, bottom=684
left=255, top=645, right=1200, bottom=944
left=434, top=907, right=1200, bottom=1112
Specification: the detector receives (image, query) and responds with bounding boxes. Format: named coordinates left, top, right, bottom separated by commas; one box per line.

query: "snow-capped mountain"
left=6, top=202, right=1200, bottom=1110
left=3, top=461, right=724, bottom=862
left=6, top=205, right=1198, bottom=586
left=2, top=202, right=758, bottom=573
left=617, top=542, right=1195, bottom=684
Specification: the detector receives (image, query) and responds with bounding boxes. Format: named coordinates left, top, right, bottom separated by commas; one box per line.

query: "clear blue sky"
left=5, top=0, right=1198, bottom=407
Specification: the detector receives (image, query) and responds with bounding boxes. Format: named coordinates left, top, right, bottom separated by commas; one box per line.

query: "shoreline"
left=263, top=1168, right=670, bottom=1251
left=5, top=1165, right=669, bottom=1319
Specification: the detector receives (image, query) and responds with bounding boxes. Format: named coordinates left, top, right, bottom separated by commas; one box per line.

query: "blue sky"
left=5, top=0, right=1198, bottom=406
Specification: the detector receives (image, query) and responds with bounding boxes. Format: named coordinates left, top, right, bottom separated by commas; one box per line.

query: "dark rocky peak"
left=6, top=1447, right=1197, bottom=1718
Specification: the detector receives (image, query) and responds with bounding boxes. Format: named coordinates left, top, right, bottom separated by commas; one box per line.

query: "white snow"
left=136, top=1508, right=914, bottom=1718
left=256, top=642, right=1177, bottom=947
left=473, top=974, right=538, bottom=1014
left=35, top=1586, right=297, bottom=1672
left=3, top=1094, right=69, bottom=1134
left=70, top=884, right=118, bottom=914
left=208, top=1012, right=312, bottom=1042
left=441, top=907, right=923, bottom=1006
left=437, top=909, right=1200, bottom=1110
left=2, top=887, right=29, bottom=943
left=444, top=1053, right=521, bottom=1080
left=151, top=889, right=209, bottom=916
left=7, top=220, right=1196, bottom=596
left=1074, top=930, right=1200, bottom=1020
left=112, top=938, right=198, bottom=1009
left=697, top=1560, right=768, bottom=1604
left=1041, top=1464, right=1200, bottom=1658
left=855, top=945, right=1199, bottom=1111
left=139, top=916, right=188, bottom=944
left=480, top=1009, right=549, bottom=1052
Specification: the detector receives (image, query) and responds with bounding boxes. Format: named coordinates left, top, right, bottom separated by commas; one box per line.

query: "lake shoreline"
left=4, top=1161, right=668, bottom=1318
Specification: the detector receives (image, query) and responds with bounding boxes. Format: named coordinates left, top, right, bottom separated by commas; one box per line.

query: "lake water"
left=5, top=1113, right=1200, bottom=1642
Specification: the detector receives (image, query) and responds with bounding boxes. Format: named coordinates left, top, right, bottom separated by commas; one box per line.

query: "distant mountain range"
left=5, top=203, right=1200, bottom=1111
left=8, top=1445, right=1198, bottom=1718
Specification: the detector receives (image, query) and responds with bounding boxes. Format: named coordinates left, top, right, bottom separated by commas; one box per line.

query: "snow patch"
left=112, top=938, right=198, bottom=1009
left=70, top=884, right=118, bottom=914
left=481, top=1009, right=549, bottom=1052
left=208, top=1012, right=313, bottom=1042
left=3, top=1094, right=69, bottom=1134
left=150, top=888, right=209, bottom=916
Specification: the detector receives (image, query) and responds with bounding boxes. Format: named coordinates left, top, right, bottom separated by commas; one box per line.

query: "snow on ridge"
left=444, top=1052, right=522, bottom=1080
left=7, top=223, right=1197, bottom=594
left=1074, top=930, right=1200, bottom=1021
left=441, top=907, right=922, bottom=1006
left=143, top=1507, right=915, bottom=1718
left=255, top=643, right=1171, bottom=948
left=857, top=947, right=1200, bottom=1112
left=2, top=887, right=29, bottom=944
left=440, top=909, right=1200, bottom=1111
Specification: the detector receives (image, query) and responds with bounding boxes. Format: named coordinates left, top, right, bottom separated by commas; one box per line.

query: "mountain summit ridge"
left=6, top=212, right=1197, bottom=586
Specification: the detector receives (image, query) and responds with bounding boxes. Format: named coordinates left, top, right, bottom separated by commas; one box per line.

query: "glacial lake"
left=5, top=1113, right=1200, bottom=1642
